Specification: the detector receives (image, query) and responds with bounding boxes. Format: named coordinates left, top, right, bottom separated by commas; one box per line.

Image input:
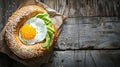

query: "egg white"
left=19, top=17, right=47, bottom=45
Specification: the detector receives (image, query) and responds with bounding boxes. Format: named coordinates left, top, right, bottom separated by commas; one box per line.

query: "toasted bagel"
left=5, top=5, right=57, bottom=59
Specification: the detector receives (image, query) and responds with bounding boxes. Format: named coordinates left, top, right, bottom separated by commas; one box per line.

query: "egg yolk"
left=20, top=24, right=36, bottom=40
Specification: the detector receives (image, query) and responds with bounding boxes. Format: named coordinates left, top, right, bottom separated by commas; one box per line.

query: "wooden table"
left=0, top=0, right=120, bottom=67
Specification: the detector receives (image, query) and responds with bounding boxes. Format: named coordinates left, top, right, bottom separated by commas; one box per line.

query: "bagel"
left=5, top=5, right=57, bottom=59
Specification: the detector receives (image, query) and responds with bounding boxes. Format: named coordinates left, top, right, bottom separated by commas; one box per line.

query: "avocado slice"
left=35, top=13, right=48, bottom=18
left=35, top=13, right=55, bottom=49
left=41, top=25, right=55, bottom=49
left=41, top=33, right=51, bottom=49
left=48, top=23, right=53, bottom=27
left=47, top=29, right=54, bottom=38
left=35, top=13, right=53, bottom=25
left=46, top=26, right=55, bottom=33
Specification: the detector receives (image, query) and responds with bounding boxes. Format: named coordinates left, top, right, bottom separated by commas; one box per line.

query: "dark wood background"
left=0, top=0, right=120, bottom=67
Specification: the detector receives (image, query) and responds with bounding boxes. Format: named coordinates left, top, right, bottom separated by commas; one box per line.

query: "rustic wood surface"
left=0, top=0, right=120, bottom=25
left=41, top=50, right=120, bottom=67
left=43, top=0, right=120, bottom=17
left=56, top=17, right=120, bottom=50
left=0, top=0, right=120, bottom=67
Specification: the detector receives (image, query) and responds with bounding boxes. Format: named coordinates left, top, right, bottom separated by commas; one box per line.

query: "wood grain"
left=41, top=50, right=120, bottom=67
left=0, top=0, right=120, bottom=29
left=56, top=17, right=120, bottom=49
left=0, top=0, right=120, bottom=27
left=0, top=0, right=4, bottom=31
left=0, top=0, right=120, bottom=49
left=43, top=0, right=120, bottom=17
left=0, top=50, right=119, bottom=67
left=0, top=0, right=120, bottom=67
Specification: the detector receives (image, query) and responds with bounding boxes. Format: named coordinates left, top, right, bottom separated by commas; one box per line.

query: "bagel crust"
left=5, top=5, right=57, bottom=59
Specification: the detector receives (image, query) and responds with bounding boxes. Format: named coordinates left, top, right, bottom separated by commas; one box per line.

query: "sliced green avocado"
left=41, top=33, right=51, bottom=49
left=41, top=26, right=55, bottom=49
left=47, top=29, right=54, bottom=38
left=42, top=17, right=53, bottom=25
left=46, top=26, right=55, bottom=33
left=41, top=28, right=55, bottom=49
left=48, top=23, right=53, bottom=27
left=35, top=13, right=55, bottom=49
left=35, top=13, right=48, bottom=18
left=47, top=25, right=55, bottom=38
left=35, top=13, right=53, bottom=25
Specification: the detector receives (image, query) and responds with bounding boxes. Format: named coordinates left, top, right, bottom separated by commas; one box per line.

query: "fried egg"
left=19, top=17, right=47, bottom=45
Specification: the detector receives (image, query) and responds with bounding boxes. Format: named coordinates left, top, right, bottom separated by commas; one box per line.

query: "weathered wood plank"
left=79, top=17, right=120, bottom=49
left=85, top=51, right=96, bottom=67
left=41, top=51, right=86, bottom=67
left=1, top=1, right=120, bottom=50
left=91, top=50, right=120, bottom=67
left=0, top=0, right=120, bottom=49
left=74, top=50, right=85, bottom=67
left=0, top=0, right=4, bottom=31
left=0, top=50, right=120, bottom=67
left=0, top=0, right=119, bottom=27
left=56, top=17, right=120, bottom=49
left=0, top=2, right=2, bottom=31
left=0, top=0, right=120, bottom=67
left=43, top=0, right=120, bottom=17
left=56, top=18, right=79, bottom=50
left=41, top=50, right=120, bottom=67
left=3, top=0, right=21, bottom=25
left=0, top=0, right=120, bottom=31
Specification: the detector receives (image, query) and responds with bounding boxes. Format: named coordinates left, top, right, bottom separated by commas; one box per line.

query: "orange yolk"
left=20, top=24, right=36, bottom=40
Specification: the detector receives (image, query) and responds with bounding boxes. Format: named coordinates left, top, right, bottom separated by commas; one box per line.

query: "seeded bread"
left=5, top=5, right=57, bottom=59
